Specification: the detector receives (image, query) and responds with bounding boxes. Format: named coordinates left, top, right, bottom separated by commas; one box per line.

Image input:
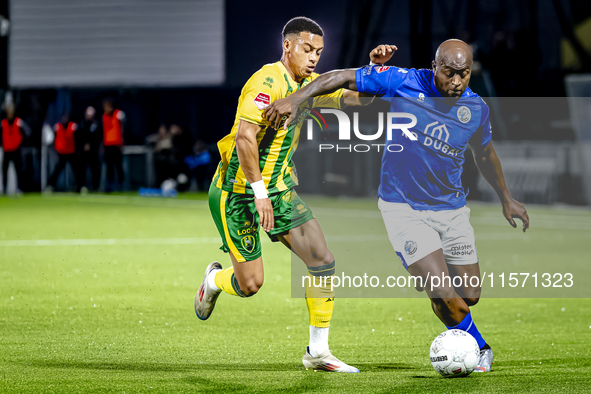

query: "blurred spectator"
left=102, top=98, right=125, bottom=192
left=46, top=114, right=82, bottom=192
left=170, top=124, right=192, bottom=167
left=184, top=140, right=211, bottom=191
left=1, top=103, right=31, bottom=195
left=170, top=124, right=192, bottom=190
left=147, top=124, right=174, bottom=186
left=78, top=106, right=101, bottom=191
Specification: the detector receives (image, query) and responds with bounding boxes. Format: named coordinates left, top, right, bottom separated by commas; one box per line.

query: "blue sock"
left=446, top=310, right=486, bottom=349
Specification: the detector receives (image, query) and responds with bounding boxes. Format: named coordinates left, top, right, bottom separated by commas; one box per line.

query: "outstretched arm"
left=262, top=69, right=358, bottom=129
left=263, top=43, right=399, bottom=128
left=470, top=142, right=530, bottom=232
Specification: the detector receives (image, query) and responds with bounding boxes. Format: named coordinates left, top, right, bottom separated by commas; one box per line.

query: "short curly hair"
left=282, top=17, right=323, bottom=39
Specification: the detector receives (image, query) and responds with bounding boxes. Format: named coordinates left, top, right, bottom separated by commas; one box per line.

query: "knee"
left=463, top=288, right=481, bottom=306
left=428, top=282, right=467, bottom=308
left=429, top=286, right=459, bottom=302
left=239, top=277, right=264, bottom=297
left=464, top=297, right=479, bottom=306
left=430, top=294, right=469, bottom=317
left=307, top=241, right=333, bottom=264
left=322, top=250, right=334, bottom=265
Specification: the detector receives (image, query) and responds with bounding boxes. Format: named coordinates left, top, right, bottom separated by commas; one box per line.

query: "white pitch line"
left=476, top=211, right=591, bottom=224
left=469, top=217, right=591, bottom=231
left=315, top=207, right=591, bottom=231
left=36, top=195, right=591, bottom=230
left=0, top=232, right=538, bottom=247
left=0, top=235, right=388, bottom=247
left=0, top=237, right=220, bottom=247
left=43, top=194, right=209, bottom=209
left=315, top=207, right=588, bottom=226
left=313, top=207, right=382, bottom=219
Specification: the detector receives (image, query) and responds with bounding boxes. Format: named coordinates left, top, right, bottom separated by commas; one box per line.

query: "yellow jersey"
left=212, top=61, right=343, bottom=194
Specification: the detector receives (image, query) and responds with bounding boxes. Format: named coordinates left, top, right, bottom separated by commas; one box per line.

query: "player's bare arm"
left=263, top=69, right=358, bottom=129
left=470, top=141, right=530, bottom=232
left=342, top=90, right=376, bottom=107
left=263, top=87, right=369, bottom=130
left=263, top=45, right=396, bottom=128
left=235, top=119, right=274, bottom=232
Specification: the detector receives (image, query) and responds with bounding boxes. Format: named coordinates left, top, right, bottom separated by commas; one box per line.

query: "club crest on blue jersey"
left=457, top=106, right=471, bottom=123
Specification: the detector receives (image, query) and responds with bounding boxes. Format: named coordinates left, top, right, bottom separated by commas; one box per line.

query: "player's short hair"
left=282, top=17, right=323, bottom=39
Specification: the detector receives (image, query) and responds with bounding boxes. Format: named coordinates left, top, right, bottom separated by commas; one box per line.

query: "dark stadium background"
left=1, top=0, right=591, bottom=204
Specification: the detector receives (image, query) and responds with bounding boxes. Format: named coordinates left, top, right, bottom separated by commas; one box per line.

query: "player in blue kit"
left=263, top=39, right=530, bottom=372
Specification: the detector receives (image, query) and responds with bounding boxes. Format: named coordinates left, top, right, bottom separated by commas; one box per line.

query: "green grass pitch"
left=1, top=194, right=590, bottom=393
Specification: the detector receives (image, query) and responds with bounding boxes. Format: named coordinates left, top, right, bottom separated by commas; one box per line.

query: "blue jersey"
left=356, top=65, right=492, bottom=211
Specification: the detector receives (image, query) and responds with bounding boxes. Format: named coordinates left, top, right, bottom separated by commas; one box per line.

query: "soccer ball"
left=430, top=329, right=479, bottom=377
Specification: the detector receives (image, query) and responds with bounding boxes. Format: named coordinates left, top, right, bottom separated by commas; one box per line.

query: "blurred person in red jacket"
left=46, top=113, right=83, bottom=192
left=102, top=98, right=125, bottom=192
left=1, top=103, right=30, bottom=196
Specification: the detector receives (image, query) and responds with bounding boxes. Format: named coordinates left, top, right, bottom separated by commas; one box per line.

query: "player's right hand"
left=262, top=97, right=292, bottom=130
left=369, top=44, right=397, bottom=65
left=502, top=198, right=530, bottom=232
left=255, top=197, right=274, bottom=233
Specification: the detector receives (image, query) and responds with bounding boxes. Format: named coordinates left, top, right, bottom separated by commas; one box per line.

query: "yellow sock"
left=305, top=261, right=336, bottom=328
left=305, top=294, right=334, bottom=327
left=214, top=267, right=249, bottom=297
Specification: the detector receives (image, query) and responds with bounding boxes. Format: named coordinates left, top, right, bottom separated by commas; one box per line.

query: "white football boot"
left=474, top=347, right=493, bottom=372
left=302, top=347, right=360, bottom=373
left=194, top=261, right=222, bottom=321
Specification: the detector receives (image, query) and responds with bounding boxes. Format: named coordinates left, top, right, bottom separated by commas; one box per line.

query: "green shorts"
left=208, top=183, right=315, bottom=262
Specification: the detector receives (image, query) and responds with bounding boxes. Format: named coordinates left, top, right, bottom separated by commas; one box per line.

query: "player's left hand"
left=262, top=97, right=292, bottom=130
left=369, top=44, right=398, bottom=65
left=255, top=197, right=275, bottom=232
left=502, top=198, right=529, bottom=232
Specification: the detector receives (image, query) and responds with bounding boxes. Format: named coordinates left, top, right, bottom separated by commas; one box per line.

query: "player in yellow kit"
left=195, top=17, right=366, bottom=372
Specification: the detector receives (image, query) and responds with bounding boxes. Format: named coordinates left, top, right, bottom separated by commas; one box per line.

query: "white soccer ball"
left=430, top=329, right=479, bottom=378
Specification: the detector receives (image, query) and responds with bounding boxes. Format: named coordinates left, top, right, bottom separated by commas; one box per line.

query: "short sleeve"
left=236, top=71, right=279, bottom=127
left=355, top=65, right=410, bottom=96
left=469, top=100, right=492, bottom=147
left=312, top=88, right=344, bottom=109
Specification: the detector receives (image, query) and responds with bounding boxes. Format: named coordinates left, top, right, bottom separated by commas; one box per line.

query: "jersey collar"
left=276, top=61, right=308, bottom=87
